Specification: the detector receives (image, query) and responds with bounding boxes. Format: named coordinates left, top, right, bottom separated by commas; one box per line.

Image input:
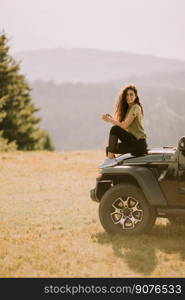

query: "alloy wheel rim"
left=110, top=196, right=143, bottom=229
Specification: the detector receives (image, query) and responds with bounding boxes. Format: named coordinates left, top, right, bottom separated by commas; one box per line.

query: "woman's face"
left=126, top=89, right=136, bottom=105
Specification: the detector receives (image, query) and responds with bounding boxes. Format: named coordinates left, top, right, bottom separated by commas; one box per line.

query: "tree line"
left=0, top=33, right=54, bottom=151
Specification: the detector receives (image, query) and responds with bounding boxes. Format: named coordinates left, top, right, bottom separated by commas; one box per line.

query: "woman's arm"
left=101, top=114, right=134, bottom=130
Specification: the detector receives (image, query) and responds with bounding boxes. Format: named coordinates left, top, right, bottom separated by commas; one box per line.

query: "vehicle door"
left=177, top=150, right=185, bottom=206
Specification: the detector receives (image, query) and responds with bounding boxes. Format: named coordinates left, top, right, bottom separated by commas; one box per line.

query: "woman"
left=99, top=85, right=147, bottom=168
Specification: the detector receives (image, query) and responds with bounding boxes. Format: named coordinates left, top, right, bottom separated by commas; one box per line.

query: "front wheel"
left=99, top=184, right=156, bottom=235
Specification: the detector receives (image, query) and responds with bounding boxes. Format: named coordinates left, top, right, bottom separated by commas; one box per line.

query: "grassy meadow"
left=0, top=150, right=185, bottom=277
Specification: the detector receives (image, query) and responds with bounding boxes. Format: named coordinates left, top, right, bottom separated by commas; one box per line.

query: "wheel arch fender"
left=102, top=166, right=167, bottom=207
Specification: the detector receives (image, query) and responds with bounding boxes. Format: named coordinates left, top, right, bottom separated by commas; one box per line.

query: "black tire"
left=168, top=216, right=185, bottom=226
left=99, top=183, right=156, bottom=234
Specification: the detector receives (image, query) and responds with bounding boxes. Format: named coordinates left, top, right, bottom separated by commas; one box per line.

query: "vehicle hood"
left=116, top=147, right=177, bottom=166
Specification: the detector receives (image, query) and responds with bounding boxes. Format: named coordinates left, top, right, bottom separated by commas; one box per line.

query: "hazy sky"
left=1, top=0, right=185, bottom=60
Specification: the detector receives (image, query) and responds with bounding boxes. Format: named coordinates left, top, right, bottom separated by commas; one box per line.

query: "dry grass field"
left=1, top=150, right=185, bottom=278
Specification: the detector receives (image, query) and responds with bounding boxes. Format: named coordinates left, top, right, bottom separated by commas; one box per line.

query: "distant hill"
left=31, top=71, right=185, bottom=151
left=15, top=47, right=185, bottom=83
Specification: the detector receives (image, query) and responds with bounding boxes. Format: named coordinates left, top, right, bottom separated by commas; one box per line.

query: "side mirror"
left=178, top=136, right=185, bottom=153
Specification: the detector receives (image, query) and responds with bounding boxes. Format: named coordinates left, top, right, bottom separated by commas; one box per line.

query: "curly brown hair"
left=114, top=85, right=144, bottom=122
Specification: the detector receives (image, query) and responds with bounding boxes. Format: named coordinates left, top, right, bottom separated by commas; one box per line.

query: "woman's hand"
left=101, top=114, right=113, bottom=123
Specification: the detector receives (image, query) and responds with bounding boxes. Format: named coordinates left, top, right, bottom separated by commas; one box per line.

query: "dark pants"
left=106, top=125, right=148, bottom=157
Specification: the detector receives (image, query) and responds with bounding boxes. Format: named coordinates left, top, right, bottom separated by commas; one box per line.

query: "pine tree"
left=0, top=33, right=54, bottom=151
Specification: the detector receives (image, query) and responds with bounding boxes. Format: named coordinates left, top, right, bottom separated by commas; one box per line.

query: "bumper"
left=90, top=178, right=113, bottom=203
left=90, top=188, right=99, bottom=202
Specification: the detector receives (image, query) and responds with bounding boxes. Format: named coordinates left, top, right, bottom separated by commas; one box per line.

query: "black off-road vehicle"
left=90, top=137, right=185, bottom=234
